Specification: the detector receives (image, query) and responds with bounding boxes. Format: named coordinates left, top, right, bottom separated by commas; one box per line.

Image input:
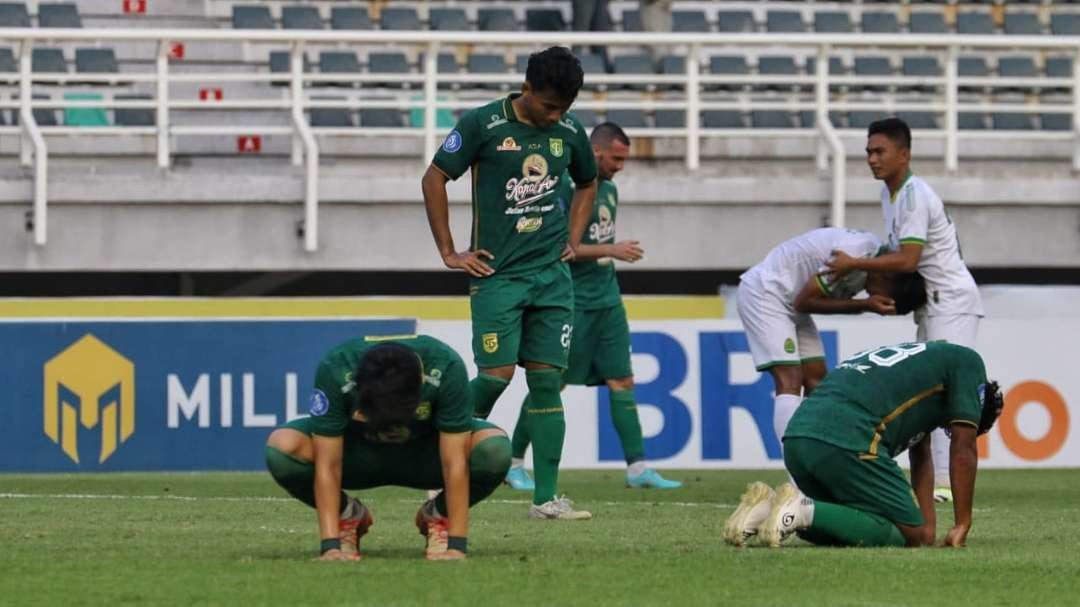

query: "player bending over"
left=737, top=227, right=925, bottom=449
left=265, top=335, right=511, bottom=561
left=723, top=341, right=1003, bottom=548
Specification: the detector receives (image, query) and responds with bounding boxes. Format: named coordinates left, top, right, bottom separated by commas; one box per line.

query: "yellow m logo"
left=43, top=334, right=135, bottom=464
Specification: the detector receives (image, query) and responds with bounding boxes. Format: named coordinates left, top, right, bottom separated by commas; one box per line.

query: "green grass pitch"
left=2, top=469, right=1079, bottom=606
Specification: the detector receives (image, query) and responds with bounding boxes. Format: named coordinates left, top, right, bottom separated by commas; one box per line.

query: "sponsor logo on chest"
left=505, top=153, right=559, bottom=207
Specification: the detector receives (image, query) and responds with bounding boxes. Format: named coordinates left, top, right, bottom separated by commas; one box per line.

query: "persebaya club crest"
left=549, top=138, right=564, bottom=157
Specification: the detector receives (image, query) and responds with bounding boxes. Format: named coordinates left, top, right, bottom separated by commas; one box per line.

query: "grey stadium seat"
left=1051, top=14, right=1080, bottom=35
left=318, top=51, right=360, bottom=87
left=32, top=48, right=67, bottom=73
left=1045, top=57, right=1072, bottom=93
left=570, top=109, right=598, bottom=127
left=805, top=57, right=846, bottom=91
left=515, top=54, right=529, bottom=75
left=717, top=11, right=753, bottom=33
left=12, top=94, right=58, bottom=126
left=380, top=8, right=421, bottom=31
left=908, top=12, right=948, bottom=34
left=709, top=55, right=749, bottom=91
left=526, top=8, right=565, bottom=31
left=269, top=50, right=311, bottom=86
left=232, top=5, right=274, bottom=29
left=902, top=56, right=942, bottom=93
left=39, top=3, right=82, bottom=28
left=956, top=12, right=994, bottom=35
left=848, top=111, right=890, bottom=129
left=897, top=111, right=938, bottom=130
left=75, top=48, right=118, bottom=73
left=758, top=56, right=799, bottom=92
left=814, top=12, right=852, bottom=33
left=359, top=109, right=404, bottom=128
left=998, top=56, right=1038, bottom=92
left=1040, top=114, right=1071, bottom=131
left=992, top=113, right=1034, bottom=130
left=702, top=111, right=745, bottom=128
left=752, top=111, right=795, bottom=128
left=660, top=55, right=684, bottom=75
left=958, top=56, right=990, bottom=93
left=576, top=52, right=607, bottom=89
left=766, top=11, right=804, bottom=33
left=673, top=10, right=710, bottom=33
left=282, top=6, right=322, bottom=30
left=467, top=53, right=508, bottom=89
left=799, top=111, right=847, bottom=129
left=0, top=47, right=15, bottom=84
left=330, top=7, right=372, bottom=30
left=429, top=8, right=468, bottom=31
left=0, top=3, right=30, bottom=27
left=854, top=57, right=892, bottom=92
left=654, top=110, right=685, bottom=128
left=368, top=52, right=410, bottom=88
left=861, top=12, right=899, bottom=34
left=478, top=8, right=517, bottom=32
left=607, top=109, right=648, bottom=128
left=1004, top=13, right=1042, bottom=36
left=114, top=94, right=154, bottom=127
left=621, top=9, right=642, bottom=32
left=310, top=96, right=354, bottom=128
left=959, top=113, right=988, bottom=130
left=612, top=54, right=654, bottom=91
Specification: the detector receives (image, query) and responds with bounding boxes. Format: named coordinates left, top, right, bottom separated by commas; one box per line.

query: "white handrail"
left=288, top=41, right=319, bottom=252
left=17, top=38, right=47, bottom=246
left=815, top=44, right=845, bottom=228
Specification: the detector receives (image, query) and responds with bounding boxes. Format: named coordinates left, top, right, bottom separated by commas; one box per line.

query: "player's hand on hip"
left=941, top=524, right=970, bottom=548
left=560, top=243, right=576, bottom=262
left=444, top=250, right=494, bottom=277
left=612, top=240, right=644, bottom=262
left=427, top=549, right=467, bottom=561
left=825, top=249, right=856, bottom=277
left=317, top=549, right=361, bottom=562
left=867, top=294, right=896, bottom=315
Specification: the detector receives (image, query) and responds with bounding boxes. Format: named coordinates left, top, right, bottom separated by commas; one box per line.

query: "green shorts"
left=283, top=417, right=499, bottom=490
left=564, top=302, right=632, bottom=386
left=470, top=261, right=573, bottom=369
left=783, top=437, right=924, bottom=527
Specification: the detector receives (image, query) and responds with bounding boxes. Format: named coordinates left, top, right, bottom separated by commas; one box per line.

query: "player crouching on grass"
left=264, top=335, right=511, bottom=561
left=723, top=341, right=1003, bottom=549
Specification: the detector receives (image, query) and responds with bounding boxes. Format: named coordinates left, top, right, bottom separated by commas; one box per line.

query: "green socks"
left=609, top=389, right=645, bottom=465
left=802, top=501, right=906, bottom=547
left=434, top=434, right=512, bottom=514
left=524, top=368, right=566, bottom=505
left=470, top=373, right=510, bottom=419
left=265, top=446, right=347, bottom=510
left=510, top=395, right=531, bottom=459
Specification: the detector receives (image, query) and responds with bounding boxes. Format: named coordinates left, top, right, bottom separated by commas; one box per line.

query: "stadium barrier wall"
left=0, top=296, right=1074, bottom=471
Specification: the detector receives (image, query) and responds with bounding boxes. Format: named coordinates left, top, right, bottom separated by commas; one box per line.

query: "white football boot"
left=759, top=482, right=814, bottom=548
left=722, top=481, right=776, bottom=547
left=528, top=496, right=592, bottom=520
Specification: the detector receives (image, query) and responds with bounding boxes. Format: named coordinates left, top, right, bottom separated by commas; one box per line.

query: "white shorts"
left=737, top=275, right=824, bottom=371
left=915, top=311, right=980, bottom=349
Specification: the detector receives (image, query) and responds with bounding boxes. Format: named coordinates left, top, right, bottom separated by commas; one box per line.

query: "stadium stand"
left=330, top=6, right=372, bottom=31
left=38, top=3, right=81, bottom=28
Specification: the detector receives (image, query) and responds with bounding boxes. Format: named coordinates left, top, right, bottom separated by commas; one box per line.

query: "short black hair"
left=525, top=46, right=584, bottom=104
left=890, top=272, right=927, bottom=315
left=978, top=381, right=1004, bottom=436
left=867, top=117, right=912, bottom=150
left=353, top=343, right=422, bottom=428
left=591, top=121, right=630, bottom=148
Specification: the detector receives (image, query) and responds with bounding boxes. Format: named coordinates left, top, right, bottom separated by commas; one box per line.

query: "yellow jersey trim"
left=868, top=383, right=945, bottom=456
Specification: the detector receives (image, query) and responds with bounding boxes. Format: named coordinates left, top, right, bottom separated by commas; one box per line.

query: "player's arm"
left=908, top=433, right=936, bottom=546
left=944, top=423, right=979, bottom=547
left=562, top=179, right=597, bottom=261
left=436, top=430, right=471, bottom=560
left=421, top=164, right=494, bottom=277
left=575, top=240, right=643, bottom=262
left=312, top=434, right=353, bottom=560
left=793, top=275, right=895, bottom=315
left=828, top=243, right=922, bottom=276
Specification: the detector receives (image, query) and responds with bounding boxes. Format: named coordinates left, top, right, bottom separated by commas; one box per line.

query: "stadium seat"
left=998, top=56, right=1038, bottom=93
left=621, top=9, right=642, bottom=32
left=1004, top=13, right=1042, bottom=36
left=1040, top=113, right=1071, bottom=131
left=959, top=113, right=988, bottom=130
left=702, top=111, right=745, bottom=128
left=956, top=12, right=994, bottom=35
left=380, top=7, right=421, bottom=31
left=861, top=12, right=900, bottom=34
left=0, top=108, right=6, bottom=125
left=63, top=92, right=108, bottom=126
left=515, top=54, right=529, bottom=75
left=672, top=10, right=710, bottom=33
left=232, top=5, right=274, bottom=29
left=318, top=51, right=360, bottom=87
left=897, top=111, right=938, bottom=129
left=799, top=111, right=846, bottom=129
left=660, top=55, right=684, bottom=75
left=958, top=56, right=990, bottom=93
left=576, top=52, right=607, bottom=90
left=766, top=11, right=804, bottom=33
left=310, top=96, right=354, bottom=127
left=848, top=111, right=890, bottom=129
left=467, top=53, right=508, bottom=79
left=570, top=109, right=598, bottom=127
left=612, top=54, right=654, bottom=91
left=708, top=55, right=749, bottom=91
left=814, top=12, right=852, bottom=33
left=902, top=56, right=942, bottom=93
left=75, top=48, right=118, bottom=74
left=359, top=108, right=404, bottom=128
left=654, top=110, right=685, bottom=128
left=32, top=48, right=67, bottom=74
left=269, top=50, right=311, bottom=86
left=478, top=8, right=517, bottom=32
left=717, top=11, right=754, bottom=33
left=0, top=2, right=30, bottom=27
left=757, top=56, right=799, bottom=92
left=526, top=8, right=565, bottom=31
left=282, top=6, right=322, bottom=30
left=805, top=57, right=846, bottom=92
left=429, top=8, right=468, bottom=31
left=1045, top=56, right=1072, bottom=93
left=908, top=12, right=948, bottom=34
left=607, top=109, right=649, bottom=128
left=12, top=93, right=58, bottom=126
left=38, top=3, right=81, bottom=28
left=330, top=7, right=372, bottom=30
left=853, top=57, right=892, bottom=92
left=114, top=94, right=154, bottom=127
left=751, top=111, right=795, bottom=128
left=0, top=47, right=16, bottom=84
left=1051, top=14, right=1080, bottom=35
left=368, top=52, right=410, bottom=88
left=992, top=113, right=1034, bottom=130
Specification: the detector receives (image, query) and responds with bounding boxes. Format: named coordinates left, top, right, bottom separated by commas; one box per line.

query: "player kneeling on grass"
left=265, top=335, right=511, bottom=561
left=723, top=341, right=1003, bottom=548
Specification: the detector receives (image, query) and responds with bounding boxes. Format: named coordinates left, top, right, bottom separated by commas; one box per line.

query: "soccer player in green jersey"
left=264, top=335, right=512, bottom=561
left=421, top=47, right=598, bottom=520
left=723, top=341, right=1003, bottom=548
left=503, top=122, right=681, bottom=491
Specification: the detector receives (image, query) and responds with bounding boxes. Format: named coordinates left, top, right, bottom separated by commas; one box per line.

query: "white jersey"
left=740, top=227, right=882, bottom=309
left=882, top=175, right=984, bottom=317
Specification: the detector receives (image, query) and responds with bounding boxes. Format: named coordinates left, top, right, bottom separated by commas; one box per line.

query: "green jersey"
left=785, top=342, right=987, bottom=459
left=432, top=95, right=598, bottom=276
left=306, top=335, right=473, bottom=443
left=570, top=178, right=622, bottom=310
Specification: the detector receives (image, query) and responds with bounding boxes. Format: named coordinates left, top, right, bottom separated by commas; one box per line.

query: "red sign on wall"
left=198, top=88, right=223, bottom=102
left=168, top=43, right=185, bottom=61
left=237, top=136, right=262, bottom=154
left=122, top=0, right=147, bottom=14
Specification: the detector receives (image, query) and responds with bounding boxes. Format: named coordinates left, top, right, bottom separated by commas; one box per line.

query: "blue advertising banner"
left=0, top=319, right=415, bottom=472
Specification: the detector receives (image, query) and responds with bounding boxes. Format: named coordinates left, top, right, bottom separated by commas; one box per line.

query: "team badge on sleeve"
left=309, top=389, right=330, bottom=416
left=442, top=130, right=463, bottom=153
